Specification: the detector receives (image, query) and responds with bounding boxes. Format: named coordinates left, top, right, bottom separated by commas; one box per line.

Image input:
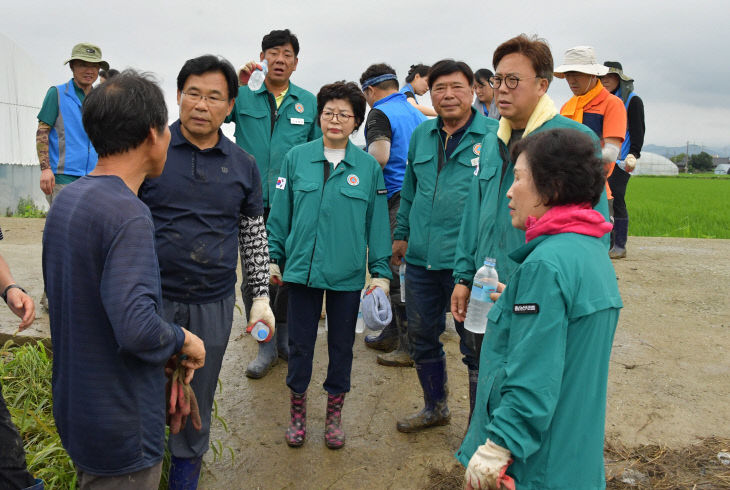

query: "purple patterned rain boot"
left=324, top=393, right=346, bottom=449
left=285, top=391, right=307, bottom=447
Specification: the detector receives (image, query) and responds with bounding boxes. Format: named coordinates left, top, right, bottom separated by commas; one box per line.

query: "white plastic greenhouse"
left=0, top=33, right=51, bottom=213
left=633, top=152, right=679, bottom=176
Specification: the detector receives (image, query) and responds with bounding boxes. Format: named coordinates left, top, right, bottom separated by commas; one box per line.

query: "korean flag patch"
left=276, top=177, right=287, bottom=190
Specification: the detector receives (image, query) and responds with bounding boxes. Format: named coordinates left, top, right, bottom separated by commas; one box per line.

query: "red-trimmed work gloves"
left=464, top=439, right=515, bottom=490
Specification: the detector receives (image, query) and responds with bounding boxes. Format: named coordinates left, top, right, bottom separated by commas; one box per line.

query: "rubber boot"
left=286, top=391, right=307, bottom=447
left=467, top=369, right=479, bottom=426
left=324, top=393, right=346, bottom=449
left=245, top=337, right=278, bottom=379
left=364, top=320, right=398, bottom=352
left=276, top=322, right=289, bottom=361
left=609, top=218, right=628, bottom=259
left=396, top=356, right=450, bottom=433
left=168, top=456, right=203, bottom=490
left=377, top=304, right=414, bottom=367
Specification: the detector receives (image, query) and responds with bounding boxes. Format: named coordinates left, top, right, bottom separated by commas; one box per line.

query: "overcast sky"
left=3, top=0, right=729, bottom=152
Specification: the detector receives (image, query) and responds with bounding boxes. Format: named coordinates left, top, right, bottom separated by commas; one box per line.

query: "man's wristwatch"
left=1, top=284, right=27, bottom=304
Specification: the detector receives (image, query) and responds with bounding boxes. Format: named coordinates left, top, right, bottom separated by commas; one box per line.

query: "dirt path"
left=1, top=217, right=728, bottom=489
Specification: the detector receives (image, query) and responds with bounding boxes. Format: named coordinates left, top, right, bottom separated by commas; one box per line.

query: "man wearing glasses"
left=450, top=35, right=609, bottom=434
left=228, top=29, right=321, bottom=380
left=139, top=55, right=274, bottom=488
left=392, top=59, right=497, bottom=434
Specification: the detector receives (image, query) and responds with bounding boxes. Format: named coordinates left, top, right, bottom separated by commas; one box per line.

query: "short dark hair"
left=316, top=81, right=367, bottom=131
left=99, top=68, right=120, bottom=80
left=474, top=68, right=494, bottom=85
left=405, top=64, right=430, bottom=83
left=359, top=63, right=399, bottom=91
left=427, top=59, right=474, bottom=89
left=82, top=70, right=168, bottom=158
left=510, top=129, right=605, bottom=207
left=176, top=55, right=238, bottom=100
left=493, top=34, right=553, bottom=84
left=262, top=29, right=300, bottom=56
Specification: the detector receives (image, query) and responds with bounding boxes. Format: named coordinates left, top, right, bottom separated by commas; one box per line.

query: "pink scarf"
left=525, top=204, right=613, bottom=243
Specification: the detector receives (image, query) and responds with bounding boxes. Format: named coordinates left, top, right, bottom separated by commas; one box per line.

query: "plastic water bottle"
left=399, top=263, right=406, bottom=303
left=464, top=258, right=498, bottom=334
left=250, top=321, right=273, bottom=343
left=247, top=60, right=268, bottom=91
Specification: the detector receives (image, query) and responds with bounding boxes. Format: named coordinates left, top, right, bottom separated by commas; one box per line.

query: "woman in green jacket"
left=266, top=81, right=392, bottom=450
left=456, top=129, right=622, bottom=489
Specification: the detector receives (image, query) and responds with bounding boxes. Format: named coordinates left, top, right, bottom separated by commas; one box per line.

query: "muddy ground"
left=0, top=217, right=728, bottom=489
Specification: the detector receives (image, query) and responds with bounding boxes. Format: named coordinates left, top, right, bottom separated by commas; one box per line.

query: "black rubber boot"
left=377, top=304, right=413, bottom=367
left=396, top=356, right=450, bottom=433
left=364, top=321, right=398, bottom=352
left=610, top=218, right=628, bottom=259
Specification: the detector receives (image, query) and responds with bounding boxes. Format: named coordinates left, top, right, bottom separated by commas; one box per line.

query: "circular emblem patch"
left=295, top=103, right=304, bottom=113
left=473, top=143, right=481, bottom=156
left=347, top=174, right=360, bottom=186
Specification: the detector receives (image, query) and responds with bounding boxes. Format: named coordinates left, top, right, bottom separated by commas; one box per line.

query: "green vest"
left=393, top=111, right=498, bottom=271
left=267, top=139, right=392, bottom=290
left=456, top=232, right=622, bottom=489
left=229, top=82, right=321, bottom=207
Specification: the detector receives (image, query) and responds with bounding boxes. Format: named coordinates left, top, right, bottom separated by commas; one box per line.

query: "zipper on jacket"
left=305, top=161, right=330, bottom=286
left=266, top=92, right=278, bottom=136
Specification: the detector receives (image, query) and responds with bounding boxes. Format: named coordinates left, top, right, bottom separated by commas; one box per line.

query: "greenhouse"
left=0, top=33, right=50, bottom=213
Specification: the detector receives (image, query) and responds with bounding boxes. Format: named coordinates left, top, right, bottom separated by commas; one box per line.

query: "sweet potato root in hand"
left=166, top=359, right=202, bottom=434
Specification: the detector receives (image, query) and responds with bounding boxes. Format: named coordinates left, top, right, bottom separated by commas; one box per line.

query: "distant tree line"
left=670, top=152, right=714, bottom=172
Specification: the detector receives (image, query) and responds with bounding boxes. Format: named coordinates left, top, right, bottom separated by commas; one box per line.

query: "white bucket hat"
left=554, top=46, right=609, bottom=78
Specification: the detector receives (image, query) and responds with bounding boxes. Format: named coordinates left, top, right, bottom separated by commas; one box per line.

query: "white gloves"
left=370, top=277, right=390, bottom=297
left=269, top=263, right=282, bottom=285
left=465, top=439, right=514, bottom=490
left=601, top=143, right=620, bottom=164
left=248, top=296, right=276, bottom=333
left=624, top=154, right=637, bottom=172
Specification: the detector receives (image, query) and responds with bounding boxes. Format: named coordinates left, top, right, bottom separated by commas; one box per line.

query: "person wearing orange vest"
left=554, top=46, right=626, bottom=222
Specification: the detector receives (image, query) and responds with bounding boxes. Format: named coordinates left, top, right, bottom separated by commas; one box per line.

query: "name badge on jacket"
left=290, top=117, right=304, bottom=125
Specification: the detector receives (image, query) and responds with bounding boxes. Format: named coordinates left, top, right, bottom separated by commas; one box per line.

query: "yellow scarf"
left=560, top=80, right=604, bottom=124
left=497, top=94, right=558, bottom=145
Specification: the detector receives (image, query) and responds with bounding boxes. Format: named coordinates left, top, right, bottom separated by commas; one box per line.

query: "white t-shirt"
left=324, top=148, right=346, bottom=169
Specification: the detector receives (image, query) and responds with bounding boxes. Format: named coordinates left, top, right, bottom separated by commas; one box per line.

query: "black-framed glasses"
left=181, top=91, right=227, bottom=105
left=321, top=110, right=354, bottom=122
left=488, top=75, right=540, bottom=89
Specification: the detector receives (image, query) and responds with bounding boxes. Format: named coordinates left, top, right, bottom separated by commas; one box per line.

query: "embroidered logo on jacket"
left=347, top=174, right=359, bottom=186
left=295, top=103, right=304, bottom=113
left=276, top=177, right=287, bottom=189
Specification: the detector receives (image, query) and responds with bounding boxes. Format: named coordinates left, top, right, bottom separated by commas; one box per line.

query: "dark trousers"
left=162, top=294, right=235, bottom=459
left=0, top=382, right=35, bottom=490
left=608, top=166, right=631, bottom=220
left=286, top=284, right=360, bottom=394
left=75, top=462, right=162, bottom=490
left=404, top=264, right=480, bottom=370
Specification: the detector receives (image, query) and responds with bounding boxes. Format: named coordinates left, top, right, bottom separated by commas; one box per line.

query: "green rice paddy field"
left=626, top=174, right=730, bottom=238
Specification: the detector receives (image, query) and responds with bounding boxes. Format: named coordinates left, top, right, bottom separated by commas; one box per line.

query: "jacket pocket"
left=238, top=107, right=268, bottom=120
left=478, top=163, right=498, bottom=182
